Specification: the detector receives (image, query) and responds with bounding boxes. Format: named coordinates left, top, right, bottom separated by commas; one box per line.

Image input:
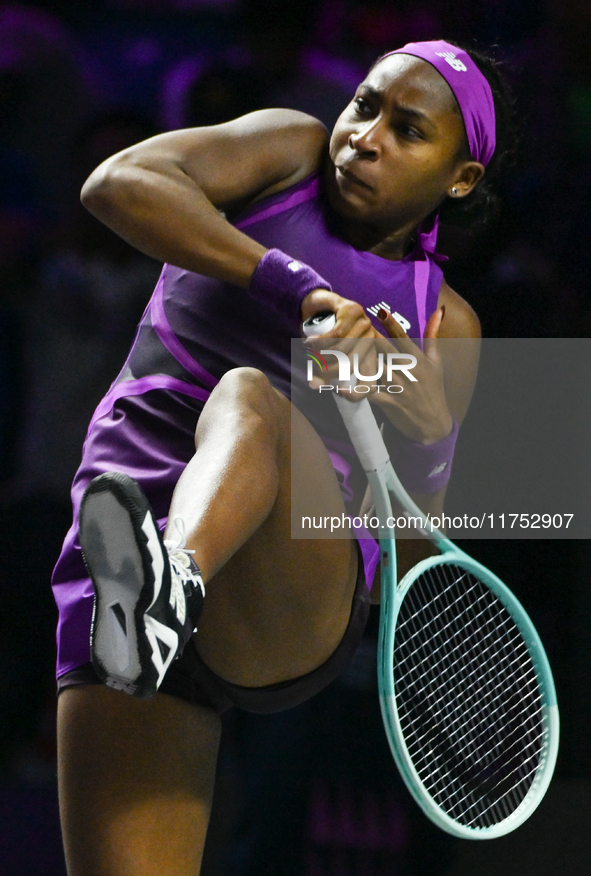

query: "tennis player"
left=54, top=41, right=514, bottom=875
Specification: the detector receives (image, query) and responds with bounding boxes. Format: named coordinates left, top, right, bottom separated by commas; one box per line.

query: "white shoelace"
left=164, top=516, right=200, bottom=576
left=163, top=516, right=195, bottom=556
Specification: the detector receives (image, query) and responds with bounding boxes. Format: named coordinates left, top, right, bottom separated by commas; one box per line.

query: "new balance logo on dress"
left=366, top=301, right=411, bottom=332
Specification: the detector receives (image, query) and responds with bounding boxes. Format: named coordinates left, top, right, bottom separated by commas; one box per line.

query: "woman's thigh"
left=193, top=395, right=359, bottom=689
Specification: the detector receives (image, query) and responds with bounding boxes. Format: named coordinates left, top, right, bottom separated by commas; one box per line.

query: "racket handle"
left=302, top=312, right=390, bottom=473
left=332, top=395, right=390, bottom=473
left=301, top=311, right=336, bottom=336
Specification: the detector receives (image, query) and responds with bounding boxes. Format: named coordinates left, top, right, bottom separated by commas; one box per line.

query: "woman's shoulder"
left=242, top=109, right=329, bottom=204
left=437, top=279, right=481, bottom=339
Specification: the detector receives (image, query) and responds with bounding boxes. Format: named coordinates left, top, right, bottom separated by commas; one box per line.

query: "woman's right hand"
left=301, top=289, right=376, bottom=338
left=301, top=289, right=391, bottom=394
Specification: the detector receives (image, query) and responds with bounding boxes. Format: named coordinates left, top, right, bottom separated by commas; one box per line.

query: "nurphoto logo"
left=306, top=350, right=418, bottom=391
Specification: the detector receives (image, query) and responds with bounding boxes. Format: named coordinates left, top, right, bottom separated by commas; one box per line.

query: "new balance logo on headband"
left=367, top=301, right=411, bottom=332
left=435, top=51, right=467, bottom=72
left=382, top=41, right=496, bottom=166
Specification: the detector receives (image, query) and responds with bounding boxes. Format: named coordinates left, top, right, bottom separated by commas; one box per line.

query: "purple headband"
left=379, top=40, right=496, bottom=166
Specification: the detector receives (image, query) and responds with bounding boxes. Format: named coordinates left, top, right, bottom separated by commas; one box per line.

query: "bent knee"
left=217, top=366, right=271, bottom=394
left=210, top=367, right=288, bottom=419
left=197, top=368, right=289, bottom=445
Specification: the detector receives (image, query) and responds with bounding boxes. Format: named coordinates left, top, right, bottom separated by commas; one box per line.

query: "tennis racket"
left=303, top=314, right=559, bottom=839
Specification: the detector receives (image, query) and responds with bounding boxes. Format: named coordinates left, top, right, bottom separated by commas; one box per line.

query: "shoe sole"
left=79, top=472, right=178, bottom=698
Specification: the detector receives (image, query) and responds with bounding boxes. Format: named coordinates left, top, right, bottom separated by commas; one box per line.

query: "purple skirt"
left=52, top=380, right=380, bottom=680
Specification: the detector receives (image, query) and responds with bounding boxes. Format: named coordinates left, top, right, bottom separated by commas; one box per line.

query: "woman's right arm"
left=80, top=109, right=329, bottom=287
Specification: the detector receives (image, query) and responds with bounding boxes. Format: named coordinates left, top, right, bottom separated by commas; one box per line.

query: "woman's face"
left=327, top=54, right=477, bottom=236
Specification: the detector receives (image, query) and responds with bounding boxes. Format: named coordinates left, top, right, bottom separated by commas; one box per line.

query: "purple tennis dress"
left=52, top=172, right=443, bottom=681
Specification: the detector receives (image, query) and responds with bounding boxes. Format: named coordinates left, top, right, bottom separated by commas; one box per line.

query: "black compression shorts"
left=57, top=543, right=371, bottom=714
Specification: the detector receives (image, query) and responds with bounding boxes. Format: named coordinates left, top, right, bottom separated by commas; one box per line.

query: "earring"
left=451, top=186, right=458, bottom=196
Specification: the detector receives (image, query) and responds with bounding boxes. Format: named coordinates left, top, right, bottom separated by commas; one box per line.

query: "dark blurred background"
left=0, top=1, right=590, bottom=874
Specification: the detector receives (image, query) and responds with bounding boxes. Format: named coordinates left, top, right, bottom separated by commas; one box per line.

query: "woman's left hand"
left=349, top=306, right=454, bottom=444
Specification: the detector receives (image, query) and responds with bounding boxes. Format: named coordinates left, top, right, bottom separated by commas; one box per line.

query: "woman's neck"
left=335, top=214, right=418, bottom=260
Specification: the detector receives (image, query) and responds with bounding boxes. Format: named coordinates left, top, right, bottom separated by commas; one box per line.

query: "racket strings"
left=398, top=616, right=539, bottom=747
left=397, top=585, right=539, bottom=746
left=402, top=670, right=541, bottom=766
left=402, top=580, right=544, bottom=816
left=393, top=563, right=546, bottom=829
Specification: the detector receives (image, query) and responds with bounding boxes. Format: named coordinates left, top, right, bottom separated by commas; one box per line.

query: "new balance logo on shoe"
left=169, top=565, right=187, bottom=626
left=141, top=511, right=165, bottom=605
left=144, top=615, right=179, bottom=687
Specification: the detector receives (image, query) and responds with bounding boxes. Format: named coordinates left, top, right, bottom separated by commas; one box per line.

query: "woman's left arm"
left=369, top=279, right=481, bottom=531
left=371, top=281, right=481, bottom=588
left=370, top=279, right=481, bottom=446
left=303, top=281, right=480, bottom=594
left=434, top=279, right=482, bottom=422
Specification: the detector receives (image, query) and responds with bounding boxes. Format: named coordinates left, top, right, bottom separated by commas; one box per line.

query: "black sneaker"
left=79, top=472, right=205, bottom=699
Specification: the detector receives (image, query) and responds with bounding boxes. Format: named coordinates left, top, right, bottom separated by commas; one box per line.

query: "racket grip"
left=302, top=311, right=391, bottom=473
left=332, top=395, right=390, bottom=473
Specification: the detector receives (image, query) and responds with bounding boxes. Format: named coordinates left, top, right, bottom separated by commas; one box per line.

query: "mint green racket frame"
left=336, top=395, right=559, bottom=839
